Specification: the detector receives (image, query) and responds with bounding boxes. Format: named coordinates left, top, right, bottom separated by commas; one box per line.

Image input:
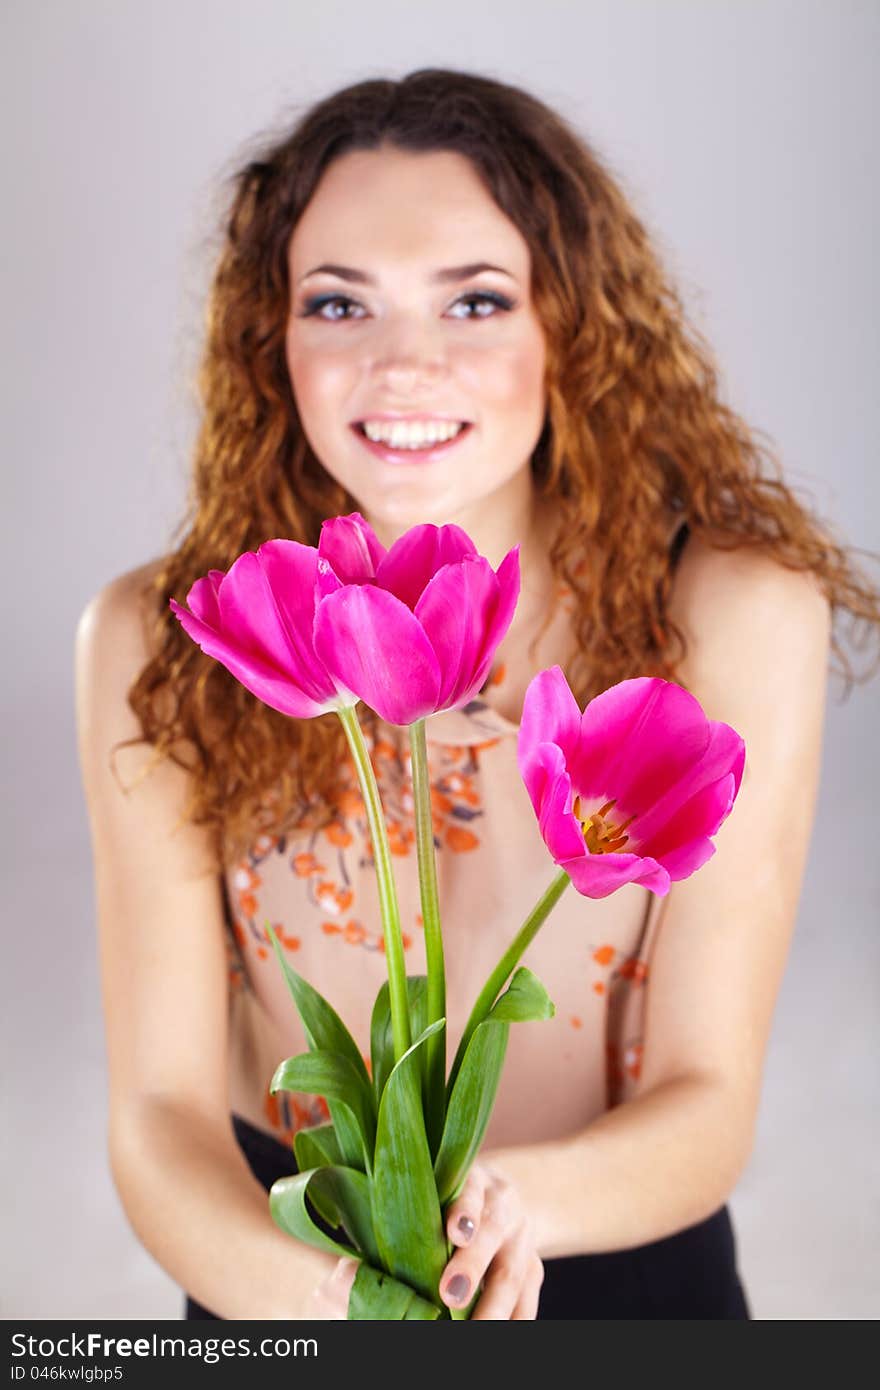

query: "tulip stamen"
left=572, top=794, right=636, bottom=855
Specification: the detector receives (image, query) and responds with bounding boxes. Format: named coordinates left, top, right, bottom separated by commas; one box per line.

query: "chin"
left=364, top=497, right=450, bottom=530
left=345, top=477, right=456, bottom=524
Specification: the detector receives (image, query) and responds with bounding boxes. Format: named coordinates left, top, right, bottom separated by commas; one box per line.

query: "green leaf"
left=370, top=974, right=429, bottom=1106
left=486, top=965, right=555, bottom=1023
left=266, top=923, right=372, bottom=1174
left=369, top=980, right=395, bottom=1105
left=433, top=1018, right=509, bottom=1207
left=292, top=1122, right=343, bottom=1173
left=326, top=1103, right=364, bottom=1175
left=335, top=1174, right=381, bottom=1267
left=269, top=1166, right=368, bottom=1261
left=347, top=1261, right=444, bottom=1320
left=271, top=1051, right=375, bottom=1176
left=290, top=1125, right=344, bottom=1228
left=370, top=1019, right=448, bottom=1305
left=266, top=923, right=371, bottom=1083
left=433, top=968, right=555, bottom=1207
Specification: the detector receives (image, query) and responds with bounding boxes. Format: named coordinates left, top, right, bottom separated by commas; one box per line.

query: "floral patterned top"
left=219, top=523, right=691, bottom=1149
left=220, top=657, right=668, bottom=1150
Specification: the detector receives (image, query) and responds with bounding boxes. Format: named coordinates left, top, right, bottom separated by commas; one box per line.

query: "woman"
left=75, top=69, right=880, bottom=1320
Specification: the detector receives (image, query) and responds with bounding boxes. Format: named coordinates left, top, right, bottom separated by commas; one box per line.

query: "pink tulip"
left=313, top=512, right=520, bottom=726
left=518, top=667, right=745, bottom=898
left=168, top=541, right=358, bottom=718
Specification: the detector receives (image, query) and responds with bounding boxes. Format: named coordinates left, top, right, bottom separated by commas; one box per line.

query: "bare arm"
left=75, top=565, right=336, bottom=1319
left=476, top=1074, right=742, bottom=1258
left=474, top=542, right=832, bottom=1259
left=111, top=1098, right=337, bottom=1319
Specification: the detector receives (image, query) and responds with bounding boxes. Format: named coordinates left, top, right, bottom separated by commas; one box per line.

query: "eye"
left=298, top=294, right=366, bottom=321
left=447, top=291, right=515, bottom=320
left=296, top=289, right=515, bottom=322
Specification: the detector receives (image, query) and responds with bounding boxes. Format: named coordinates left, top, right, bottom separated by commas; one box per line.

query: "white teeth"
left=361, top=420, right=465, bottom=448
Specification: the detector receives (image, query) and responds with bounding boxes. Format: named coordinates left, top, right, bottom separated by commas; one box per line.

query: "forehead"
left=287, top=146, right=530, bottom=277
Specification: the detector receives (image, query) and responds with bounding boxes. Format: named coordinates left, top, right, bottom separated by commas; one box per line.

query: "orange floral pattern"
left=225, top=728, right=501, bottom=975
left=263, top=1084, right=330, bottom=1148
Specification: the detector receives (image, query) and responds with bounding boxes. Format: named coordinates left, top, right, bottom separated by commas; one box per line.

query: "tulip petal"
left=220, top=543, right=341, bottom=707
left=315, top=555, right=344, bottom=604
left=640, top=771, right=737, bottom=862
left=528, top=742, right=594, bottom=864
left=632, top=725, right=745, bottom=851
left=464, top=545, right=521, bottom=700
left=318, top=512, right=386, bottom=584
left=653, top=835, right=717, bottom=881
left=518, top=667, right=583, bottom=793
left=375, top=523, right=477, bottom=611
left=560, top=849, right=671, bottom=899
left=414, top=557, right=505, bottom=710
left=169, top=598, right=337, bottom=719
left=568, top=679, right=711, bottom=815
left=183, top=570, right=225, bottom=627
left=413, top=559, right=485, bottom=710
left=314, top=585, right=442, bottom=725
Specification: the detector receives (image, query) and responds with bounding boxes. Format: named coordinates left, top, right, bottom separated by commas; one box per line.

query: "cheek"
left=456, top=330, right=546, bottom=415
left=285, top=339, right=352, bottom=423
left=508, top=341, right=546, bottom=412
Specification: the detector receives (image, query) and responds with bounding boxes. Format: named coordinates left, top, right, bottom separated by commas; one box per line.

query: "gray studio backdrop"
left=3, top=0, right=877, bottom=1320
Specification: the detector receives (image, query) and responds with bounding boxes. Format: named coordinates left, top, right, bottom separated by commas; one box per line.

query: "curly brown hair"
left=114, top=67, right=880, bottom=873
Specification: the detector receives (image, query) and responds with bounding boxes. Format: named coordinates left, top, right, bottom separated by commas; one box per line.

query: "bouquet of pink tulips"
left=171, top=512, right=745, bottom=1319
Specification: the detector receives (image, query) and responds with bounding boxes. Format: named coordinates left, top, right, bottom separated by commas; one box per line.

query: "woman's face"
left=284, top=145, right=547, bottom=533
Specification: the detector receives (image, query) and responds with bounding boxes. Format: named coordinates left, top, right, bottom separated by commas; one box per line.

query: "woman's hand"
left=304, top=1160, right=545, bottom=1321
left=305, top=1255, right=359, bottom=1319
left=439, top=1160, right=545, bottom=1319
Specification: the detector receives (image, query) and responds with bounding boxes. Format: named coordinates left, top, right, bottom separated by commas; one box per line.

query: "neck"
left=363, top=469, right=563, bottom=714
left=363, top=468, right=558, bottom=613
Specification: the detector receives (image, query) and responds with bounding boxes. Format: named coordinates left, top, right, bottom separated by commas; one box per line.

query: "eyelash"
left=296, top=290, right=516, bottom=321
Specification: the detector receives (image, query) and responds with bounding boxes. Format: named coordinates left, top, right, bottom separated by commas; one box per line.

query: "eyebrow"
left=297, top=261, right=517, bottom=287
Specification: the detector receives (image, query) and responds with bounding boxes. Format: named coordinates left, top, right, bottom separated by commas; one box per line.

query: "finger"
left=316, top=1256, right=358, bottom=1318
left=511, top=1258, right=545, bottom=1321
left=469, top=1236, right=533, bottom=1321
left=440, top=1205, right=519, bottom=1312
left=333, top=1256, right=360, bottom=1295
left=444, top=1164, right=490, bottom=1247
left=468, top=1222, right=532, bottom=1321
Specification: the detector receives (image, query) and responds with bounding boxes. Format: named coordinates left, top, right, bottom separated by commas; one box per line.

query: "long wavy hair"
left=114, top=68, right=880, bottom=872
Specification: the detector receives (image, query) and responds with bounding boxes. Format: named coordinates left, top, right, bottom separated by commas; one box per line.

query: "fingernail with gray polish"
left=457, top=1215, right=475, bottom=1240
left=446, top=1274, right=470, bottom=1303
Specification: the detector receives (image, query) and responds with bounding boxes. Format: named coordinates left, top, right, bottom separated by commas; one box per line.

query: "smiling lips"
left=351, top=417, right=472, bottom=460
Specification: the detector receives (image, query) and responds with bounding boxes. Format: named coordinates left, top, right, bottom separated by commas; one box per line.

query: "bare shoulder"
left=668, top=528, right=832, bottom=695
left=76, top=555, right=167, bottom=661
left=670, top=527, right=830, bottom=622
left=74, top=554, right=220, bottom=881
left=75, top=555, right=174, bottom=796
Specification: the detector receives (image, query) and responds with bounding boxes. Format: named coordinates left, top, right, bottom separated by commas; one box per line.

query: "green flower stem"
left=337, top=706, right=411, bottom=1062
left=408, top=718, right=446, bottom=1156
left=447, top=868, right=572, bottom=1097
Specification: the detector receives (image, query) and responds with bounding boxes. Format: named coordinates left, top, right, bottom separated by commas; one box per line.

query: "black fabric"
left=669, top=518, right=691, bottom=571
left=183, top=1111, right=751, bottom=1321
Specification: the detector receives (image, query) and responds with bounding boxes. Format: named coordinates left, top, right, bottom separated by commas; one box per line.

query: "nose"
left=369, top=314, right=448, bottom=395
